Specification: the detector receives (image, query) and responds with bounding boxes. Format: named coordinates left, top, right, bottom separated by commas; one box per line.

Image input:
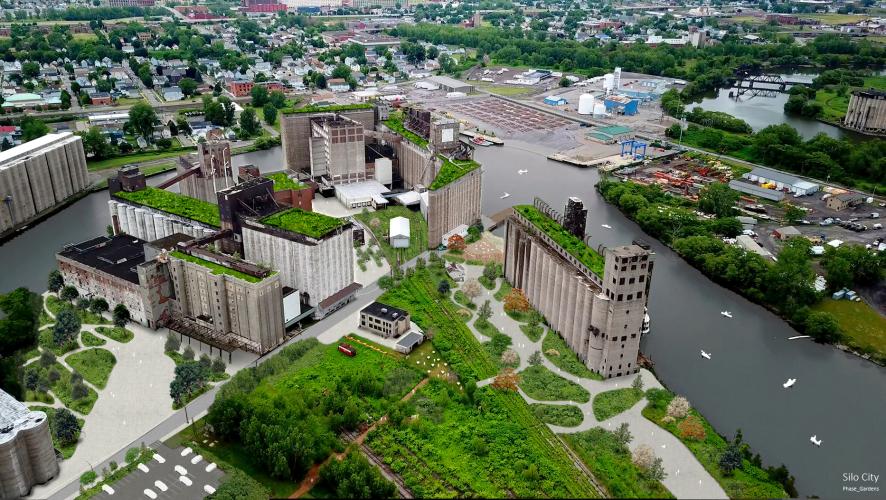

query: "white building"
left=390, top=216, right=410, bottom=248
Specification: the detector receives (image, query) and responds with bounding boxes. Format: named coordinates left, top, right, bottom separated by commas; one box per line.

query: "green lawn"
left=520, top=323, right=544, bottom=342
left=514, top=205, right=605, bottom=277
left=519, top=365, right=590, bottom=403
left=260, top=208, right=345, bottom=239
left=46, top=296, right=109, bottom=325
left=812, top=299, right=886, bottom=363
left=565, top=428, right=674, bottom=499
left=115, top=187, right=220, bottom=227
left=542, top=330, right=602, bottom=380
left=593, top=388, right=644, bottom=421
left=66, top=349, right=116, bottom=389
left=493, top=279, right=512, bottom=301
left=87, top=149, right=194, bottom=171
left=95, top=326, right=134, bottom=343
left=142, top=162, right=177, bottom=177
left=643, top=389, right=787, bottom=498
left=30, top=405, right=84, bottom=459
left=170, top=251, right=268, bottom=283
left=355, top=206, right=429, bottom=265
left=80, top=331, right=106, bottom=347
left=531, top=403, right=583, bottom=426
left=476, top=83, right=533, bottom=96
left=39, top=328, right=79, bottom=356
left=813, top=90, right=851, bottom=122
left=805, top=13, right=869, bottom=24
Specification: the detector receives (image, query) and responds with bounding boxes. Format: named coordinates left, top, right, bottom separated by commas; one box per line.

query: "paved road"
left=44, top=251, right=426, bottom=500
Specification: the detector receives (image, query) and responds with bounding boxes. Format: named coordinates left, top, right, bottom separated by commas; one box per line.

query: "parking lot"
left=93, top=442, right=224, bottom=500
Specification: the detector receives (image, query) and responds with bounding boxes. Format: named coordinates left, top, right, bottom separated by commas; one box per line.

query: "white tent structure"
left=390, top=216, right=410, bottom=248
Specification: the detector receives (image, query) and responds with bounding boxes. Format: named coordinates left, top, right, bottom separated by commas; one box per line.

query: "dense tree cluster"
left=318, top=451, right=397, bottom=498
left=0, top=288, right=42, bottom=398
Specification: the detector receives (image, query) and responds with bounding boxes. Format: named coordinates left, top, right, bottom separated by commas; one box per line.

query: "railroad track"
left=341, top=429, right=414, bottom=499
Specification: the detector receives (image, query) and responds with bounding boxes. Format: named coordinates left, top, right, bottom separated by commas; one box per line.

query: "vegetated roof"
left=382, top=113, right=429, bottom=148
left=429, top=157, right=481, bottom=190
left=260, top=208, right=346, bottom=238
left=266, top=172, right=307, bottom=192
left=115, top=187, right=221, bottom=227
left=280, top=102, right=373, bottom=115
left=514, top=204, right=605, bottom=277
left=170, top=250, right=267, bottom=283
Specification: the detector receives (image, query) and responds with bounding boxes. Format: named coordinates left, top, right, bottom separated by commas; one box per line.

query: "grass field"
left=476, top=83, right=533, bottom=97
left=812, top=299, right=886, bottom=362
left=95, top=326, right=134, bottom=343
left=565, top=428, right=674, bottom=499
left=66, top=349, right=116, bottom=389
left=519, top=365, right=590, bottom=403
left=592, top=388, right=643, bottom=421
left=531, top=403, right=583, bottom=426
left=80, top=331, right=106, bottom=347
left=87, top=149, right=194, bottom=171
left=355, top=206, right=429, bottom=265
left=805, top=13, right=870, bottom=25
left=542, top=330, right=603, bottom=380
left=813, top=90, right=850, bottom=122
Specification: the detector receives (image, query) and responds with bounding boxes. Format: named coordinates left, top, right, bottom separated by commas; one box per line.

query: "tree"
left=719, top=442, right=743, bottom=476
left=447, top=234, right=466, bottom=251
left=239, top=108, right=260, bottom=137
left=822, top=254, right=853, bottom=291
left=211, top=357, right=226, bottom=374
left=461, top=279, right=482, bottom=304
left=183, top=345, right=195, bottom=361
left=76, top=298, right=90, bottom=311
left=478, top=300, right=493, bottom=323
left=482, top=262, right=499, bottom=282
left=169, top=362, right=207, bottom=406
left=262, top=103, right=277, bottom=126
left=48, top=270, right=64, bottom=293
left=559, top=76, right=572, bottom=87
left=250, top=85, right=269, bottom=107
left=24, top=369, right=39, bottom=391
left=54, top=408, right=80, bottom=446
left=503, top=288, right=531, bottom=313
left=318, top=451, right=396, bottom=499
left=71, top=381, right=88, bottom=400
left=39, top=350, right=56, bottom=368
left=112, top=304, right=130, bottom=327
left=165, top=332, right=181, bottom=353
left=60, top=90, right=71, bottom=109
left=666, top=395, right=691, bottom=419
left=528, top=351, right=542, bottom=366
left=631, top=374, right=644, bottom=394
left=501, top=349, right=518, bottom=366
left=179, top=77, right=198, bottom=97
left=21, top=117, right=50, bottom=142
left=60, top=286, right=79, bottom=302
left=79, top=127, right=114, bottom=159
left=378, top=276, right=394, bottom=290
left=219, top=97, right=236, bottom=125
left=698, top=182, right=739, bottom=218
left=208, top=469, right=268, bottom=500
left=804, top=311, right=841, bottom=343
left=632, top=444, right=656, bottom=470
left=415, top=257, right=426, bottom=270
left=89, top=297, right=108, bottom=316
left=128, top=102, right=157, bottom=143
left=437, top=279, right=451, bottom=297
left=614, top=422, right=632, bottom=448
left=53, top=309, right=80, bottom=346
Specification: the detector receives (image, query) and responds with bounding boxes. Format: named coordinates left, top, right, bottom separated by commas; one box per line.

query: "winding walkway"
left=456, top=266, right=727, bottom=499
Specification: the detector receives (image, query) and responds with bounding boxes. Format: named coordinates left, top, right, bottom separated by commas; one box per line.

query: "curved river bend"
left=1, top=144, right=882, bottom=497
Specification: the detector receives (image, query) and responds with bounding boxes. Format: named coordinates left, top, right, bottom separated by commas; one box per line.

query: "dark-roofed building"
left=56, top=234, right=153, bottom=326
left=360, top=301, right=410, bottom=338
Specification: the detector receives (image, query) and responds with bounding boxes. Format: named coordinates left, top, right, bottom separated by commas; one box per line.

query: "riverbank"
left=596, top=178, right=885, bottom=368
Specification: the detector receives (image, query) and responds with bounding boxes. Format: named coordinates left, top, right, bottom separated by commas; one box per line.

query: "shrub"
left=165, top=332, right=181, bottom=352
left=211, top=357, right=226, bottom=374
left=182, top=345, right=195, bottom=361
left=677, top=415, right=706, bottom=441
left=125, top=447, right=140, bottom=463
left=80, top=470, right=97, bottom=485
left=632, top=444, right=656, bottom=470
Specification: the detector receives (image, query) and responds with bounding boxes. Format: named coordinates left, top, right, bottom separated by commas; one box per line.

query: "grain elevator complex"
left=504, top=197, right=653, bottom=378
left=0, top=132, right=89, bottom=236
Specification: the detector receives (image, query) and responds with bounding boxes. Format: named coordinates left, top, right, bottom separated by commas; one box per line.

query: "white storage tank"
left=593, top=102, right=607, bottom=117
left=578, top=94, right=595, bottom=115
left=603, top=73, right=615, bottom=92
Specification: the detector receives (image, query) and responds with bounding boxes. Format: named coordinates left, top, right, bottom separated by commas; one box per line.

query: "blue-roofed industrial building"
left=544, top=95, right=568, bottom=106
left=604, top=95, right=640, bottom=115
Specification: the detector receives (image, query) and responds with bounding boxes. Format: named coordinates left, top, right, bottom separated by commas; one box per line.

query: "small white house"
left=390, top=216, right=410, bottom=248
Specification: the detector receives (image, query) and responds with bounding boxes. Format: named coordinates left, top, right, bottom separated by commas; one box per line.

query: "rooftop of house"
left=513, top=204, right=606, bottom=277
left=259, top=208, right=346, bottom=239
left=361, top=301, right=409, bottom=321
left=57, top=234, right=147, bottom=285
left=114, top=187, right=221, bottom=227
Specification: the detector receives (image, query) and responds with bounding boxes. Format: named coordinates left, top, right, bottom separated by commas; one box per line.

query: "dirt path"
left=289, top=378, right=429, bottom=498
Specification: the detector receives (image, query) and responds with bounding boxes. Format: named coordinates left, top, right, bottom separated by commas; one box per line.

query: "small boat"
left=810, top=435, right=822, bottom=447
left=641, top=309, right=650, bottom=335
left=518, top=169, right=528, bottom=175
left=471, top=136, right=494, bottom=146
left=700, top=350, right=711, bottom=360
left=788, top=335, right=811, bottom=340
left=783, top=378, right=796, bottom=389
left=601, top=224, right=612, bottom=229
left=721, top=311, right=733, bottom=318
left=500, top=192, right=510, bottom=199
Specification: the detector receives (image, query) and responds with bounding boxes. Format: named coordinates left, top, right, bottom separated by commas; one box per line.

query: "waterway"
left=1, top=144, right=882, bottom=497
left=686, top=70, right=857, bottom=141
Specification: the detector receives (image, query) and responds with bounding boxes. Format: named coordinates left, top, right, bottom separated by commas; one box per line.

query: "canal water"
left=686, top=70, right=859, bottom=141
left=1, top=144, right=882, bottom=497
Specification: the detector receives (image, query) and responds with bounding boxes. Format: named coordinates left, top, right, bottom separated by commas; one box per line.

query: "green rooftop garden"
left=280, top=102, right=373, bottom=115
left=429, top=157, right=481, bottom=190
left=170, top=251, right=268, bottom=283
left=115, top=187, right=220, bottom=227
left=266, top=172, right=307, bottom=192
left=514, top=204, right=605, bottom=277
left=260, top=208, right=346, bottom=239
left=382, top=113, right=429, bottom=148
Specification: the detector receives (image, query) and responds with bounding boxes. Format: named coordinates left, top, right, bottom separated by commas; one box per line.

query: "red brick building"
left=228, top=80, right=254, bottom=97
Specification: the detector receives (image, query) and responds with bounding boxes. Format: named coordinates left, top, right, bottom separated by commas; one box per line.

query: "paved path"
left=455, top=266, right=727, bottom=499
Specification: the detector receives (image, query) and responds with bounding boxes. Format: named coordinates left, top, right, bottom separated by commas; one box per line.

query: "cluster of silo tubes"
left=0, top=408, right=58, bottom=498
left=108, top=200, right=216, bottom=241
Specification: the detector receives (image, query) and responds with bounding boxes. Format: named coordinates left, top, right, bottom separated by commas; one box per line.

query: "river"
left=1, top=144, right=882, bottom=498
left=686, top=70, right=859, bottom=141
